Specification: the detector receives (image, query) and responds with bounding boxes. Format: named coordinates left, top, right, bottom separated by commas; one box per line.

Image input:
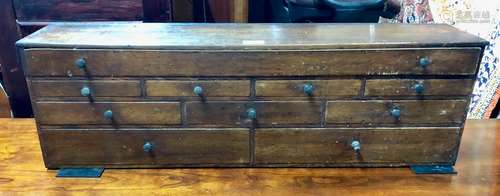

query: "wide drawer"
left=146, top=80, right=250, bottom=97
left=24, top=48, right=481, bottom=76
left=326, top=100, right=467, bottom=125
left=364, top=79, right=474, bottom=96
left=255, top=79, right=361, bottom=97
left=41, top=128, right=250, bottom=168
left=186, top=101, right=322, bottom=127
left=30, top=80, right=141, bottom=97
left=36, top=102, right=181, bottom=125
left=255, top=127, right=459, bottom=165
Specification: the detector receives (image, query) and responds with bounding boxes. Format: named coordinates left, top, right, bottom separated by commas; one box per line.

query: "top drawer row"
left=24, top=48, right=481, bottom=76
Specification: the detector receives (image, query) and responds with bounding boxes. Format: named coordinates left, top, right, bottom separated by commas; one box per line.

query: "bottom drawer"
left=255, top=128, right=459, bottom=165
left=41, top=129, right=250, bottom=168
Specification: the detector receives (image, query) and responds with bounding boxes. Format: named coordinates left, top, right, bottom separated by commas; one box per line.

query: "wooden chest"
left=16, top=23, right=487, bottom=169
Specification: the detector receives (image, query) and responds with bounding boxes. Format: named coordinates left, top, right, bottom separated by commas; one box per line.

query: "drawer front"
left=41, top=129, right=249, bottom=168
left=255, top=128, right=459, bottom=164
left=24, top=48, right=481, bottom=76
left=146, top=80, right=250, bottom=97
left=36, top=102, right=181, bottom=125
left=30, top=80, right=141, bottom=97
left=326, top=100, right=467, bottom=125
left=255, top=80, right=361, bottom=97
left=186, top=101, right=322, bottom=127
left=365, top=79, right=474, bottom=96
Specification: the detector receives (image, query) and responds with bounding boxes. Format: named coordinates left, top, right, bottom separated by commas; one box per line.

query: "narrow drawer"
left=365, top=79, right=474, bottom=96
left=186, top=101, right=322, bottom=127
left=146, top=80, right=250, bottom=97
left=326, top=100, right=467, bottom=125
left=24, top=48, right=481, bottom=76
left=30, top=80, right=141, bottom=97
left=255, top=128, right=459, bottom=165
left=255, top=79, right=361, bottom=97
left=41, top=128, right=250, bottom=168
left=36, top=102, right=181, bottom=125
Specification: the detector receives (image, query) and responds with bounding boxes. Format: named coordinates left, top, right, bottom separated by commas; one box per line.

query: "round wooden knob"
left=414, top=83, right=425, bottom=94
left=246, top=108, right=257, bottom=119
left=193, top=86, right=203, bottom=96
left=143, top=142, right=154, bottom=152
left=390, top=108, right=401, bottom=118
left=75, top=58, right=86, bottom=69
left=303, top=83, right=314, bottom=95
left=351, top=140, right=361, bottom=151
left=103, top=110, right=113, bottom=119
left=419, top=57, right=431, bottom=68
left=80, top=86, right=91, bottom=97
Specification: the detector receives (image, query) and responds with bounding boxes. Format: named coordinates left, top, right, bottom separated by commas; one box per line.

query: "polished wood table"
left=0, top=119, right=498, bottom=195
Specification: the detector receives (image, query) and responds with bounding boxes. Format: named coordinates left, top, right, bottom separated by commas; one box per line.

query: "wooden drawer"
left=41, top=128, right=250, bottom=168
left=255, top=128, right=459, bottom=165
left=255, top=80, right=361, bottom=97
left=146, top=80, right=250, bottom=97
left=326, top=100, right=466, bottom=125
left=186, top=101, right=322, bottom=127
left=30, top=80, right=141, bottom=97
left=365, top=79, right=474, bottom=96
left=24, top=48, right=481, bottom=76
left=36, top=102, right=181, bottom=125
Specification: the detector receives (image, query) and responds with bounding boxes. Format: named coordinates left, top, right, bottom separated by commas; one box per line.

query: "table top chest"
left=17, top=23, right=487, bottom=168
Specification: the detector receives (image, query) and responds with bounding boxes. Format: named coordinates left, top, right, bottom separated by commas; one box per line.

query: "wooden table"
left=0, top=119, right=499, bottom=195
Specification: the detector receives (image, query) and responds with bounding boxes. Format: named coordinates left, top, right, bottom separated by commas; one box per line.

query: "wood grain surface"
left=146, top=80, right=250, bottom=97
left=365, top=79, right=475, bottom=96
left=255, top=79, right=361, bottom=97
left=30, top=79, right=141, bottom=97
left=0, top=119, right=499, bottom=195
left=24, top=48, right=481, bottom=76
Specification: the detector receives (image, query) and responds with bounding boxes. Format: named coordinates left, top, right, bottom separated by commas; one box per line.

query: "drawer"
left=186, top=101, right=322, bottom=127
left=326, top=100, right=466, bottom=125
left=255, top=128, right=459, bottom=164
left=24, top=48, right=481, bottom=76
left=41, top=128, right=249, bottom=168
left=365, top=79, right=474, bottom=96
left=36, top=102, right=181, bottom=125
left=255, top=80, right=361, bottom=97
left=30, top=80, right=141, bottom=97
left=146, top=80, right=250, bottom=97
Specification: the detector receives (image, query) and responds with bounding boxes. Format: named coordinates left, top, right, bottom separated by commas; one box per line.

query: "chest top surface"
left=16, top=23, right=488, bottom=50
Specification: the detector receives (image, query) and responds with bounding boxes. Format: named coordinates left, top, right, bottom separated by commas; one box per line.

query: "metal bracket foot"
left=56, top=168, right=104, bottom=178
left=410, top=165, right=456, bottom=174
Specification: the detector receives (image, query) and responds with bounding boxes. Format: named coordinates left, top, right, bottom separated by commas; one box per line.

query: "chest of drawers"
left=17, top=23, right=487, bottom=169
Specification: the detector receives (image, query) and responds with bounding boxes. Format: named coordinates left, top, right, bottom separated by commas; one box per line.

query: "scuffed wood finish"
left=16, top=23, right=488, bottom=49
left=255, top=80, right=361, bottom=97
left=24, top=48, right=481, bottom=76
left=255, top=128, right=459, bottom=164
left=146, top=80, right=250, bottom=97
left=13, top=0, right=143, bottom=22
left=326, top=100, right=467, bottom=125
left=1, top=119, right=500, bottom=195
left=365, top=79, right=475, bottom=96
left=31, top=80, right=141, bottom=97
left=186, top=101, right=322, bottom=127
left=41, top=128, right=249, bottom=168
left=36, top=102, right=181, bottom=125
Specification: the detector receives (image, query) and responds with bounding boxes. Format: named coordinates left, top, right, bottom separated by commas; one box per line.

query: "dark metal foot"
left=410, top=165, right=457, bottom=174
left=56, top=168, right=104, bottom=178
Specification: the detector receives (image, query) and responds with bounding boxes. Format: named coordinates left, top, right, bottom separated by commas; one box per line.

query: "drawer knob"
left=414, top=83, right=425, bottom=94
left=103, top=110, right=113, bottom=119
left=143, top=142, right=154, bottom=152
left=351, top=140, right=361, bottom=151
left=80, top=86, right=91, bottom=97
left=419, top=57, right=431, bottom=68
left=75, top=58, right=86, bottom=69
left=246, top=108, right=257, bottom=119
left=303, top=83, right=314, bottom=95
left=193, top=85, right=203, bottom=96
left=390, top=107, right=401, bottom=118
